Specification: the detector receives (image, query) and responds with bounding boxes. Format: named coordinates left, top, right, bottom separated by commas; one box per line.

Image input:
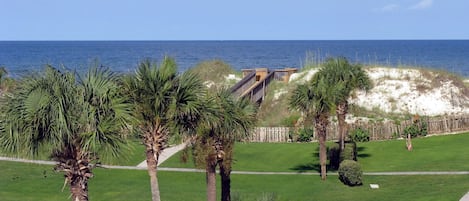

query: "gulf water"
left=1, top=40, right=468, bottom=77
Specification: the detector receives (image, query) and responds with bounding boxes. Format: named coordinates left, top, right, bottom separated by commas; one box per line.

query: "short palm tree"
left=0, top=65, right=133, bottom=201
left=318, top=57, right=371, bottom=150
left=289, top=73, right=343, bottom=180
left=123, top=57, right=205, bottom=201
left=192, top=89, right=256, bottom=201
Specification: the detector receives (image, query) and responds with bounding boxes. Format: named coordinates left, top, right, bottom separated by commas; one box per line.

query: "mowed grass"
left=1, top=160, right=469, bottom=201
left=2, top=133, right=469, bottom=200
left=162, top=133, right=469, bottom=172
left=0, top=139, right=146, bottom=166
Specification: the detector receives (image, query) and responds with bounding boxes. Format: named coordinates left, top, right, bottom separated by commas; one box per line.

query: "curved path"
left=1, top=156, right=469, bottom=176
left=2, top=156, right=469, bottom=200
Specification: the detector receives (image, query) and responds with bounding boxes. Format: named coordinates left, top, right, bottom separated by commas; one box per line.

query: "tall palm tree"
left=0, top=65, right=133, bottom=201
left=289, top=73, right=343, bottom=180
left=318, top=57, right=372, bottom=150
left=123, top=57, right=205, bottom=201
left=192, top=89, right=256, bottom=201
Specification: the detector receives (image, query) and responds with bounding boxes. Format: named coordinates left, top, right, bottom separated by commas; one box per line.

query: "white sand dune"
left=289, top=67, right=469, bottom=116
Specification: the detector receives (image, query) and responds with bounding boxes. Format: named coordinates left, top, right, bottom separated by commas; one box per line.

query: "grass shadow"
left=290, top=163, right=321, bottom=173
left=290, top=151, right=320, bottom=173
left=356, top=146, right=371, bottom=159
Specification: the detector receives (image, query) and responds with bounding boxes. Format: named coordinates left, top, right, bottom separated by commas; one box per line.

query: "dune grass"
left=1, top=160, right=468, bottom=201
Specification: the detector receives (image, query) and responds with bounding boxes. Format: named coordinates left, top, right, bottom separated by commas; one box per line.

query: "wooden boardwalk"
left=230, top=68, right=297, bottom=103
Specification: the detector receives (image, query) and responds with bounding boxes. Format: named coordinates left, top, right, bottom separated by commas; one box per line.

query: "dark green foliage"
left=404, top=120, right=428, bottom=138
left=328, top=144, right=341, bottom=170
left=341, top=142, right=357, bottom=162
left=328, top=142, right=357, bottom=170
left=338, top=160, right=363, bottom=186
left=297, top=128, right=314, bottom=142
left=349, top=127, right=370, bottom=142
left=289, top=128, right=314, bottom=142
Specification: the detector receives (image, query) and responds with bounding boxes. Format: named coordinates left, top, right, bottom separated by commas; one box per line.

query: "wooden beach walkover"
left=230, top=68, right=297, bottom=103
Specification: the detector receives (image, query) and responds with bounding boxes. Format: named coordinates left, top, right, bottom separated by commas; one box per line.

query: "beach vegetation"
left=188, top=60, right=240, bottom=90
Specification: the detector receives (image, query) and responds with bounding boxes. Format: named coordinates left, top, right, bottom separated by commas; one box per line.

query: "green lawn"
left=2, top=133, right=469, bottom=200
left=162, top=133, right=469, bottom=172
left=0, top=139, right=146, bottom=166
left=1, top=160, right=468, bottom=201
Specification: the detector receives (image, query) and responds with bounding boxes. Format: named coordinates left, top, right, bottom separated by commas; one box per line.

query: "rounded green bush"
left=338, top=160, right=363, bottom=186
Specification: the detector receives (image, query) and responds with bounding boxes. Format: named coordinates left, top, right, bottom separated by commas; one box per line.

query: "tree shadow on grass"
left=290, top=151, right=321, bottom=173
left=290, top=143, right=372, bottom=173
left=357, top=146, right=371, bottom=159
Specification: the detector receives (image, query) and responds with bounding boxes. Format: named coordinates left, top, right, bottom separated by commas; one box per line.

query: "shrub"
left=403, top=120, right=428, bottom=138
left=328, top=143, right=341, bottom=170
left=297, top=128, right=314, bottom=142
left=349, top=127, right=370, bottom=142
left=340, top=142, right=357, bottom=162
left=328, top=142, right=357, bottom=170
left=289, top=128, right=314, bottom=142
left=338, top=160, right=363, bottom=186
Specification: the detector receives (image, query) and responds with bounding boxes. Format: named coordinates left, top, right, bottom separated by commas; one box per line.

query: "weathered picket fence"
left=247, top=115, right=469, bottom=142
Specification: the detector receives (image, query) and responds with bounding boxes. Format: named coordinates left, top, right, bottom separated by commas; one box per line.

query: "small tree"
left=289, top=75, right=343, bottom=180
left=192, top=89, right=256, bottom=201
left=123, top=57, right=205, bottom=201
left=317, top=57, right=372, bottom=150
left=0, top=65, right=133, bottom=201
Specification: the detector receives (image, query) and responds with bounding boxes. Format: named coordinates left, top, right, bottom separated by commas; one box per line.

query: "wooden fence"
left=248, top=127, right=290, bottom=142
left=247, top=115, right=469, bottom=142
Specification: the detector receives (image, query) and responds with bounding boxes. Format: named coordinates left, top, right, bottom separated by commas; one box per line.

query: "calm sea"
left=1, top=40, right=468, bottom=77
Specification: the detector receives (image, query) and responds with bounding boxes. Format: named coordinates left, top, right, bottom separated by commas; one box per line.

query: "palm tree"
left=192, top=89, right=256, bottom=201
left=289, top=73, right=343, bottom=180
left=123, top=57, right=205, bottom=201
left=0, top=65, right=133, bottom=201
left=317, top=57, right=372, bottom=150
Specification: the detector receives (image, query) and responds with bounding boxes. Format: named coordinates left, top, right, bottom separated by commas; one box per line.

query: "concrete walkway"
left=137, top=141, right=189, bottom=168
left=461, top=192, right=469, bottom=201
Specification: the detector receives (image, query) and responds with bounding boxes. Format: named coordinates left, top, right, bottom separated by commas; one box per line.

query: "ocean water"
left=1, top=40, right=469, bottom=77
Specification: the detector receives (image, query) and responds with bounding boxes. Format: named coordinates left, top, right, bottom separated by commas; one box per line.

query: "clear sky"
left=0, top=0, right=468, bottom=40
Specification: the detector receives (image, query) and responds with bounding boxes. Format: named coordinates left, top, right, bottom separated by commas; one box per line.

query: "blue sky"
left=0, top=0, right=467, bottom=40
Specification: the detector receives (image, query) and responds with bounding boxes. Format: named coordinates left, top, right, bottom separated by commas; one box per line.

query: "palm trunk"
left=70, top=176, right=89, bottom=201
left=337, top=101, right=348, bottom=151
left=220, top=165, right=231, bottom=201
left=146, top=144, right=160, bottom=201
left=206, top=162, right=217, bottom=201
left=56, top=149, right=93, bottom=201
left=316, top=113, right=329, bottom=180
left=219, top=140, right=233, bottom=201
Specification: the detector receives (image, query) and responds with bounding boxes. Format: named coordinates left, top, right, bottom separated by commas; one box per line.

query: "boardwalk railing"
left=241, top=71, right=276, bottom=102
left=230, top=71, right=256, bottom=97
left=246, top=115, right=469, bottom=142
